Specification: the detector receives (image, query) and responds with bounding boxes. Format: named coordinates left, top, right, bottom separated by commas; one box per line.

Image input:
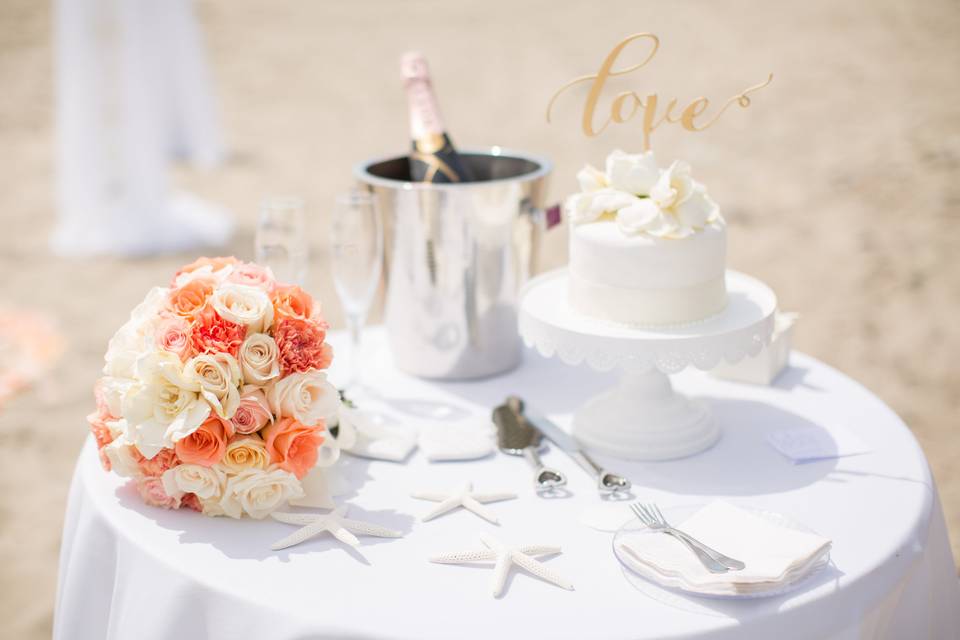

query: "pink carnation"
left=136, top=477, right=181, bottom=509
left=189, top=307, right=246, bottom=357
left=227, top=263, right=275, bottom=291
left=155, top=316, right=193, bottom=361
left=92, top=380, right=115, bottom=419
left=181, top=493, right=203, bottom=512
left=231, top=387, right=273, bottom=435
left=275, top=318, right=332, bottom=375
left=87, top=410, right=115, bottom=471
left=137, top=448, right=180, bottom=478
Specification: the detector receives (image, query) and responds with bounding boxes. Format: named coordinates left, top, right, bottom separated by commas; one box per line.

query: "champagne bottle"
left=400, top=51, right=474, bottom=183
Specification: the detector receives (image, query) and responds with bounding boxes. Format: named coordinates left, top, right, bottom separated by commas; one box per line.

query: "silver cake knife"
left=511, top=396, right=631, bottom=494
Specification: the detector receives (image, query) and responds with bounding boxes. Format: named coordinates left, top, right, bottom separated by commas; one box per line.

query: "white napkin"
left=418, top=420, right=495, bottom=462
left=338, top=406, right=418, bottom=462
left=767, top=425, right=870, bottom=464
left=618, top=501, right=831, bottom=595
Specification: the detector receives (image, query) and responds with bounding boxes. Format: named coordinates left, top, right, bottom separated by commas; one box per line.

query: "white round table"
left=54, top=328, right=959, bottom=640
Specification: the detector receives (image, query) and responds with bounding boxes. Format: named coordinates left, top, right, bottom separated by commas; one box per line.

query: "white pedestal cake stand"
left=518, top=269, right=777, bottom=461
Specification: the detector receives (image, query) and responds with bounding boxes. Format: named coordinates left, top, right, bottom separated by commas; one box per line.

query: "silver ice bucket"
left=355, top=149, right=552, bottom=379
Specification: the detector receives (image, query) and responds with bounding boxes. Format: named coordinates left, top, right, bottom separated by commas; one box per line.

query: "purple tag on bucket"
left=545, top=203, right=562, bottom=230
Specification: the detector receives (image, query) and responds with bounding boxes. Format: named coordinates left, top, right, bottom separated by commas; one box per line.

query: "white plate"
left=611, top=503, right=830, bottom=600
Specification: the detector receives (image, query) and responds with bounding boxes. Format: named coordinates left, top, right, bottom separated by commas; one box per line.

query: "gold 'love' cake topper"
left=547, top=33, right=773, bottom=151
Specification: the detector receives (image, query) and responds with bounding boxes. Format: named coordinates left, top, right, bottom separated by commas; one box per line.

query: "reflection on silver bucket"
left=355, top=149, right=552, bottom=380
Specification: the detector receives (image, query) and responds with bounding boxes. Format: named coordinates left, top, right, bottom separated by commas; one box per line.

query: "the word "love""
left=547, top=33, right=773, bottom=151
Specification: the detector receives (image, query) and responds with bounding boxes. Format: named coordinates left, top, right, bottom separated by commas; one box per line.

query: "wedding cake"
left=565, top=150, right=727, bottom=326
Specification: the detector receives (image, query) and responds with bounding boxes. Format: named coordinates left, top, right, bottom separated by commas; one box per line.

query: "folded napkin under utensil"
left=618, top=501, right=831, bottom=596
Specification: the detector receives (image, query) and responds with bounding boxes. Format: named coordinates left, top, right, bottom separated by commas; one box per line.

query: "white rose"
left=218, top=467, right=304, bottom=519
left=103, top=433, right=142, bottom=478
left=606, top=149, right=660, bottom=196
left=185, top=353, right=242, bottom=419
left=161, top=464, right=225, bottom=500
left=98, top=376, right=135, bottom=417
left=122, top=351, right=211, bottom=452
left=102, top=287, right=167, bottom=378
left=268, top=370, right=340, bottom=426
left=238, top=333, right=280, bottom=385
left=211, top=283, right=274, bottom=334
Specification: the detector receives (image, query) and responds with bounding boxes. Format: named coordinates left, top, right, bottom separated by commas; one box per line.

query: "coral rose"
left=175, top=415, right=229, bottom=467
left=168, top=277, right=215, bottom=319
left=189, top=307, right=246, bottom=357
left=155, top=315, right=193, bottom=360
left=271, top=285, right=316, bottom=322
left=261, top=417, right=325, bottom=479
left=275, top=318, right=332, bottom=374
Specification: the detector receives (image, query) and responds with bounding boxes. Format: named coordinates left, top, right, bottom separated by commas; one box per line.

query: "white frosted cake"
left=566, top=150, right=727, bottom=326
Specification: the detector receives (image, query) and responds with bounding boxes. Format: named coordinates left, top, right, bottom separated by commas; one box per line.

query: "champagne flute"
left=329, top=190, right=383, bottom=388
left=255, top=196, right=308, bottom=286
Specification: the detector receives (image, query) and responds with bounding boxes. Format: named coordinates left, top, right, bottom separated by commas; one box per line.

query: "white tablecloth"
left=54, top=329, right=960, bottom=639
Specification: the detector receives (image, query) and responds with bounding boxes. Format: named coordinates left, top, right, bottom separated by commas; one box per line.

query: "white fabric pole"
left=52, top=0, right=231, bottom=257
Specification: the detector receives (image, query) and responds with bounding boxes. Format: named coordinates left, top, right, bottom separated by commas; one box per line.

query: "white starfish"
left=269, top=505, right=403, bottom=550
left=430, top=533, right=574, bottom=597
left=411, top=481, right=516, bottom=523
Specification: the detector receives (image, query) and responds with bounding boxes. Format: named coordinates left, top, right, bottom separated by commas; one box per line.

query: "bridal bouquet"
left=87, top=257, right=341, bottom=519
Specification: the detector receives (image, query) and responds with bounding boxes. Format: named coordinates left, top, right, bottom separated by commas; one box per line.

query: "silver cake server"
left=493, top=399, right=567, bottom=492
left=511, top=396, right=631, bottom=494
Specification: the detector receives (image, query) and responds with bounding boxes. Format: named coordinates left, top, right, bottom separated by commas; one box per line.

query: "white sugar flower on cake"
left=565, top=150, right=722, bottom=239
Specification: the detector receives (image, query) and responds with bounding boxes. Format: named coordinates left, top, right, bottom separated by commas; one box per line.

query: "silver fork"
left=630, top=503, right=746, bottom=574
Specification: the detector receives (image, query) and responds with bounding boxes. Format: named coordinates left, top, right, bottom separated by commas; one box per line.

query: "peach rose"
left=171, top=256, right=240, bottom=286
left=221, top=435, right=271, bottom=473
left=175, top=415, right=228, bottom=467
left=231, top=386, right=272, bottom=435
left=275, top=318, right=332, bottom=375
left=227, top=263, right=275, bottom=291
left=189, top=307, right=247, bottom=357
left=271, top=285, right=316, bottom=322
left=168, top=277, right=215, bottom=319
left=137, top=448, right=180, bottom=477
left=137, top=477, right=181, bottom=509
left=155, top=316, right=193, bottom=360
left=261, top=417, right=325, bottom=479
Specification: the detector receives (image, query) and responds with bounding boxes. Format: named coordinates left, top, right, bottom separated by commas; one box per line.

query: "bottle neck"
left=405, top=78, right=446, bottom=151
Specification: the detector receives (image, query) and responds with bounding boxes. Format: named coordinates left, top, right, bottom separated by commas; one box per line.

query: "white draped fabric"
left=54, top=329, right=960, bottom=639
left=52, top=0, right=232, bottom=256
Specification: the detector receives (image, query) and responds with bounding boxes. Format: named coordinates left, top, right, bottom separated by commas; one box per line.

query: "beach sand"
left=1, top=0, right=958, bottom=636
